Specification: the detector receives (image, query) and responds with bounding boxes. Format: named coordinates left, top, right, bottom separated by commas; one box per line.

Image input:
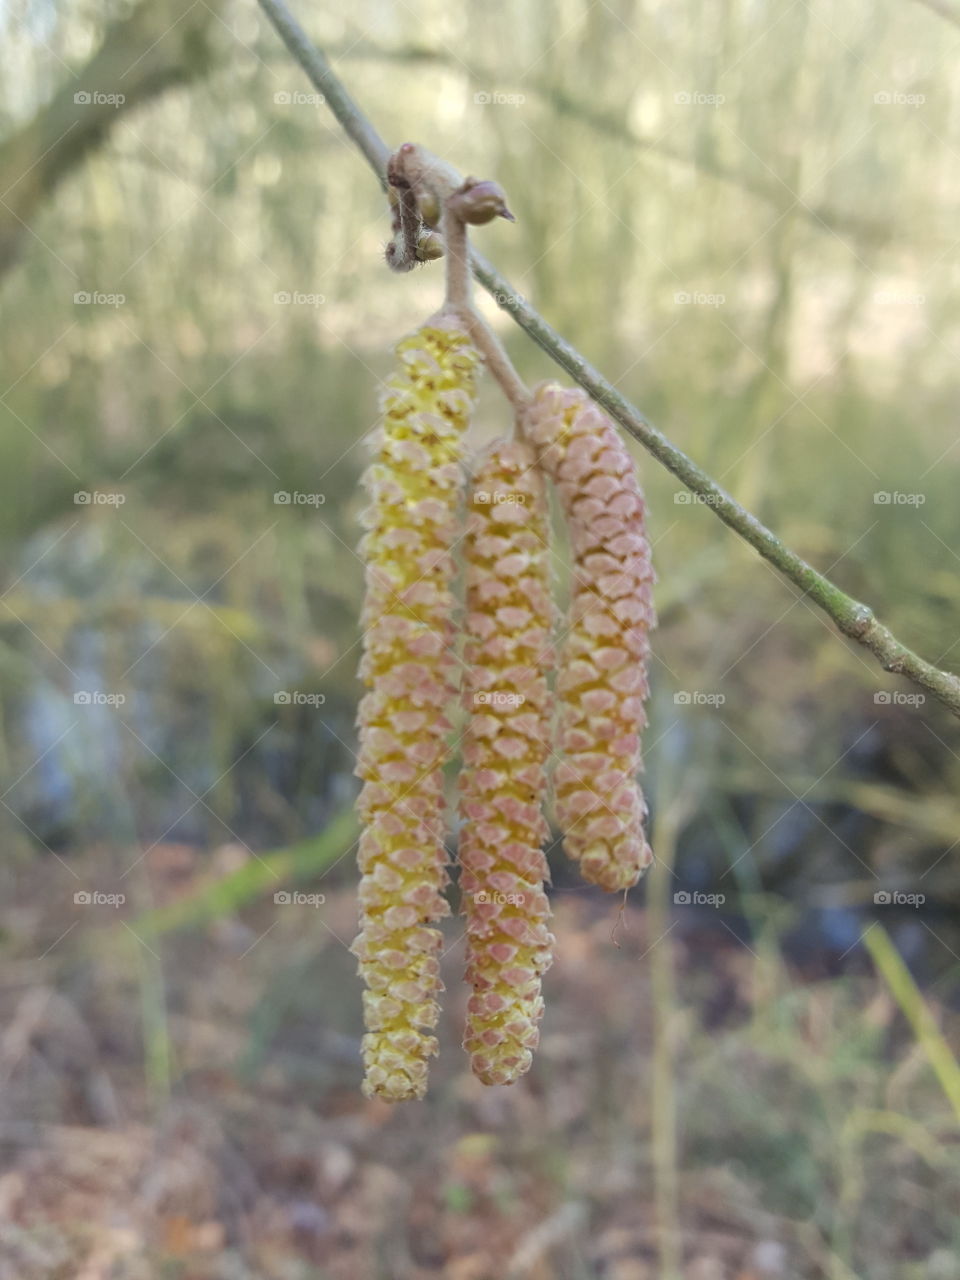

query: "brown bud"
left=449, top=180, right=516, bottom=226
left=417, top=229, right=445, bottom=261
left=416, top=189, right=441, bottom=227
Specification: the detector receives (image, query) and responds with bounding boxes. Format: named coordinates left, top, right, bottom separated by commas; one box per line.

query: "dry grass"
left=2, top=842, right=959, bottom=1280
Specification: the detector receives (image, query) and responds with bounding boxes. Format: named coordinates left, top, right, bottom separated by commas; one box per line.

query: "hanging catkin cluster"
left=351, top=154, right=654, bottom=1100
left=353, top=361, right=654, bottom=1098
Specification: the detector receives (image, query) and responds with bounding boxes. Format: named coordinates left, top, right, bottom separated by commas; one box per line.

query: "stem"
left=648, top=797, right=685, bottom=1280
left=257, top=0, right=960, bottom=720
left=440, top=185, right=528, bottom=411
left=441, top=200, right=471, bottom=313
left=464, top=312, right=529, bottom=415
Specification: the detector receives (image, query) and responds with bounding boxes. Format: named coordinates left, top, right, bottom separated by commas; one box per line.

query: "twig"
left=256, top=0, right=960, bottom=720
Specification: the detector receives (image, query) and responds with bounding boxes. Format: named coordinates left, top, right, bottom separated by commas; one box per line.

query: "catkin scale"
left=352, top=318, right=479, bottom=1101
left=459, top=440, right=555, bottom=1085
left=524, top=382, right=656, bottom=892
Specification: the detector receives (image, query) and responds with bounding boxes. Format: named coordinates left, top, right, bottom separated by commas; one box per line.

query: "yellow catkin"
left=524, top=382, right=656, bottom=893
left=459, top=440, right=555, bottom=1085
left=351, top=318, right=479, bottom=1101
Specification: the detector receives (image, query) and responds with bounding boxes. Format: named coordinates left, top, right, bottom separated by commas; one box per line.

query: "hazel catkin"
left=458, top=440, right=555, bottom=1085
left=524, top=382, right=656, bottom=893
left=352, top=317, right=479, bottom=1101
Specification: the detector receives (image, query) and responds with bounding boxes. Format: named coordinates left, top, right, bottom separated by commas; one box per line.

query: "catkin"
left=459, top=440, right=555, bottom=1085
left=524, top=382, right=656, bottom=892
left=352, top=318, right=479, bottom=1101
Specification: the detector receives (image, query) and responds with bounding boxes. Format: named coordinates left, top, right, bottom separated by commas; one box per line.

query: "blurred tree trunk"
left=0, top=0, right=223, bottom=280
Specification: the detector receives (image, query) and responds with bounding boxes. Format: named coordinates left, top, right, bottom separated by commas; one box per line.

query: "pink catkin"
left=351, top=319, right=479, bottom=1101
left=524, top=382, right=657, bottom=892
left=459, top=440, right=555, bottom=1085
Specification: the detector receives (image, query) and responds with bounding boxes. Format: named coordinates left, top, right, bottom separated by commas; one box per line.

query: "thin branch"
left=256, top=0, right=960, bottom=720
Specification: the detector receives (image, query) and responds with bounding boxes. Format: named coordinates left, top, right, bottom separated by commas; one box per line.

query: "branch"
left=256, top=0, right=960, bottom=720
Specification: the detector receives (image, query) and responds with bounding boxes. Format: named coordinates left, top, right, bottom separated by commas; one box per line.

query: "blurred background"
left=2, top=0, right=960, bottom=1276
